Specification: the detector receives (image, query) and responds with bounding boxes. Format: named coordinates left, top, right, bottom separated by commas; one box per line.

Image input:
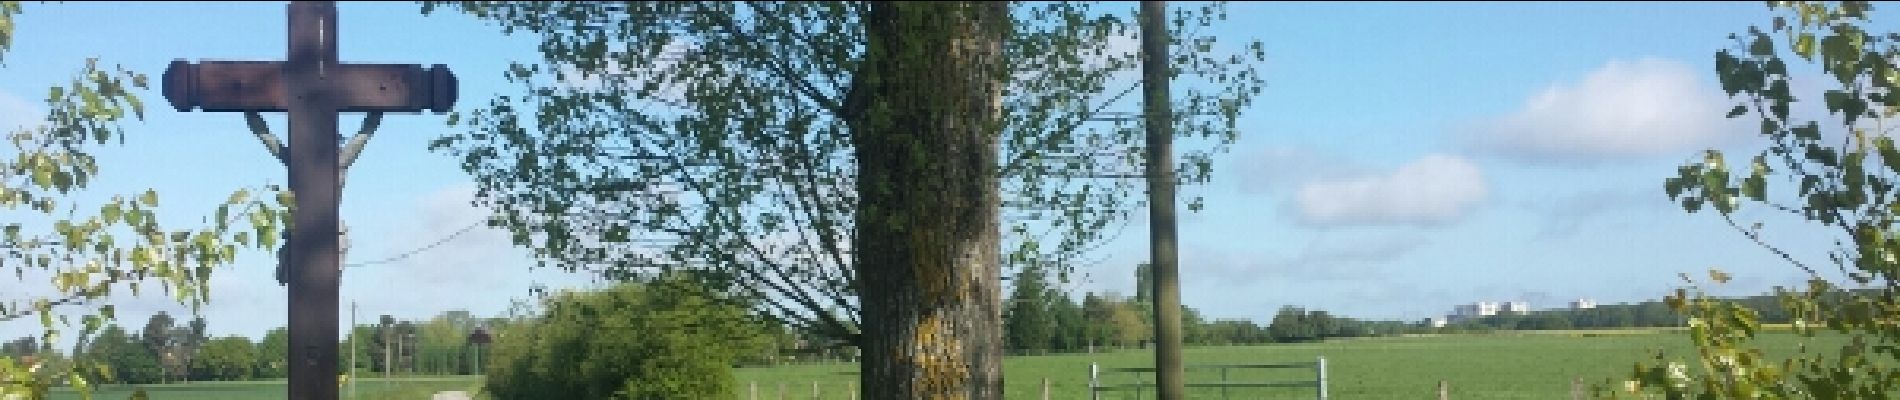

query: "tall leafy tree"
left=0, top=337, right=34, bottom=359
left=187, top=336, right=256, bottom=382
left=1268, top=306, right=1315, bottom=343
left=1614, top=1, right=1900, bottom=397
left=1004, top=265, right=1054, bottom=353
left=1080, top=293, right=1116, bottom=349
left=390, top=320, right=418, bottom=374
left=1047, top=293, right=1085, bottom=352
left=420, top=1, right=1261, bottom=397
left=417, top=313, right=466, bottom=375
left=83, top=324, right=161, bottom=385
left=254, top=327, right=287, bottom=380
left=1108, top=299, right=1150, bottom=348
left=1134, top=263, right=1152, bottom=304
left=373, top=315, right=394, bottom=375
left=138, top=312, right=180, bottom=383
left=0, top=2, right=289, bottom=397
left=169, top=316, right=205, bottom=382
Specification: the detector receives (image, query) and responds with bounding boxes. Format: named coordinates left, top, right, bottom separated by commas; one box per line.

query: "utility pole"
left=1140, top=1, right=1185, bottom=399
left=349, top=302, right=357, bottom=400
left=382, top=315, right=391, bottom=381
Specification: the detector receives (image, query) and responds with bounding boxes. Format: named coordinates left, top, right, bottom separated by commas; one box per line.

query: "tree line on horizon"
left=0, top=310, right=507, bottom=386
left=994, top=264, right=1822, bottom=355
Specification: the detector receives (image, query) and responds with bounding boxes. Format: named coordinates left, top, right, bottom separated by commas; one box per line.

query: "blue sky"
left=0, top=2, right=1868, bottom=343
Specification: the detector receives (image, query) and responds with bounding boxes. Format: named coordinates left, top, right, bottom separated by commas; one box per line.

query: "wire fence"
left=1089, top=357, right=1327, bottom=400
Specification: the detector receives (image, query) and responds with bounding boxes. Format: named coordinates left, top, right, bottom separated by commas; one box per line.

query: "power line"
left=344, top=221, right=488, bottom=268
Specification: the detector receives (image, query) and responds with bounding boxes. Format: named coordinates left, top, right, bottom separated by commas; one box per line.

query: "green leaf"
left=125, top=206, right=145, bottom=227
left=124, top=92, right=144, bottom=120
left=1751, top=33, right=1776, bottom=56
left=139, top=189, right=158, bottom=207
left=100, top=202, right=121, bottom=224
left=30, top=165, right=51, bottom=188
left=226, top=188, right=250, bottom=205
left=1796, top=33, right=1817, bottom=58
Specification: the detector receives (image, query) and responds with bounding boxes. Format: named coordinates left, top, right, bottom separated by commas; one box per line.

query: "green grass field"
left=45, top=330, right=1846, bottom=399
left=47, top=376, right=485, bottom=400
left=733, top=330, right=1845, bottom=400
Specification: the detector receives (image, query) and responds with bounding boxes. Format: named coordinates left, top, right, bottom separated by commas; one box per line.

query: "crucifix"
left=161, top=2, right=455, bottom=399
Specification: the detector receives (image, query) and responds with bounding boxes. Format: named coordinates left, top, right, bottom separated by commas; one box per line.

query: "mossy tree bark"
left=850, top=2, right=1007, bottom=399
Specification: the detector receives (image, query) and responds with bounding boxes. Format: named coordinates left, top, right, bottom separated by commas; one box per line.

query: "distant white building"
left=1455, top=302, right=1499, bottom=317
left=1569, top=299, right=1597, bottom=310
left=1425, top=317, right=1448, bottom=328
left=1448, top=301, right=1500, bottom=323
left=1501, top=301, right=1529, bottom=315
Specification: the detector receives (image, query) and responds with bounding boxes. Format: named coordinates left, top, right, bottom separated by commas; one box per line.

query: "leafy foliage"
left=0, top=3, right=291, bottom=397
left=253, top=327, right=286, bottom=380
left=482, top=277, right=769, bottom=400
left=187, top=336, right=255, bottom=382
left=1004, top=265, right=1057, bottom=353
left=1609, top=1, right=1900, bottom=398
left=81, top=324, right=160, bottom=386
left=418, top=1, right=1264, bottom=344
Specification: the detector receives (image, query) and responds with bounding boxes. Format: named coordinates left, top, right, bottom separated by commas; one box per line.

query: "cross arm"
left=163, top=60, right=456, bottom=113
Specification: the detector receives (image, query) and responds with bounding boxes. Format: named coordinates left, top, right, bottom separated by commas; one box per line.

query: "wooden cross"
left=160, top=2, right=455, bottom=399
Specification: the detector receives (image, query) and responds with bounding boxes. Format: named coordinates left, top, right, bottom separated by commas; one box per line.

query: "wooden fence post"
left=1438, top=380, right=1449, bottom=400
left=749, top=381, right=758, bottom=400
left=1042, top=377, right=1051, bottom=400
left=1571, top=377, right=1583, bottom=400
left=777, top=382, right=785, bottom=400
left=812, top=381, right=819, bottom=399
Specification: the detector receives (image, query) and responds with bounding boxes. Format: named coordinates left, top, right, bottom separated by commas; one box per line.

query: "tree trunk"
left=850, top=2, right=1007, bottom=399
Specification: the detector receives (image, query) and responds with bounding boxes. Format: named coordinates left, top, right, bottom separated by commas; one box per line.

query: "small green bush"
left=484, top=277, right=768, bottom=400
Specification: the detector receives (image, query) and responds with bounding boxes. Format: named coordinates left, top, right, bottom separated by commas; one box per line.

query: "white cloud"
left=1467, top=58, right=1740, bottom=161
left=1293, top=154, right=1487, bottom=227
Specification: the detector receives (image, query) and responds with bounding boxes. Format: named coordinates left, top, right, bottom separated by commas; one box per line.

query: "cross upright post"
left=284, top=3, right=342, bottom=398
left=161, top=2, right=455, bottom=398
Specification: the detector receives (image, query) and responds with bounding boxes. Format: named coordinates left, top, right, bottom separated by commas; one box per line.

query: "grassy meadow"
left=47, top=329, right=1851, bottom=399
left=734, top=329, right=1846, bottom=400
left=47, top=376, right=485, bottom=400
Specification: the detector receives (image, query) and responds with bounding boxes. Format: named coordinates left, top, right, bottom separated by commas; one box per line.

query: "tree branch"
left=718, top=3, right=844, bottom=116
left=998, top=83, right=1141, bottom=179
left=1723, top=213, right=1821, bottom=278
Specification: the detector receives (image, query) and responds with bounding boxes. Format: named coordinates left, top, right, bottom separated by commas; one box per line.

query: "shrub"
left=484, top=277, right=767, bottom=400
